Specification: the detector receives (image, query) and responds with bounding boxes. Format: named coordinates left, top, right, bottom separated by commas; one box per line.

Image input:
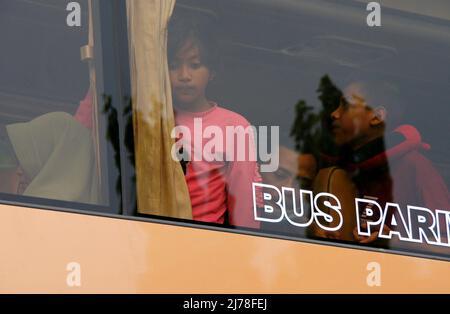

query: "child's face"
left=330, top=83, right=377, bottom=149
left=169, top=40, right=212, bottom=109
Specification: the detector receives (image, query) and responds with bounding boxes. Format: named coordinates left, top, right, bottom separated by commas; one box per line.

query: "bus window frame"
left=0, top=0, right=448, bottom=263
left=0, top=0, right=128, bottom=215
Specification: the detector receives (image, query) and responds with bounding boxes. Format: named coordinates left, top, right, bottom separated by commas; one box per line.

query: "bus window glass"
left=128, top=0, right=450, bottom=259
left=0, top=0, right=118, bottom=211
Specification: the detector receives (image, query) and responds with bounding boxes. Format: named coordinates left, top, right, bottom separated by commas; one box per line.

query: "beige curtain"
left=126, top=0, right=192, bottom=219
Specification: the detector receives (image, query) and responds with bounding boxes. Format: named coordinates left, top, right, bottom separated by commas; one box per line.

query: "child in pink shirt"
left=169, top=15, right=262, bottom=228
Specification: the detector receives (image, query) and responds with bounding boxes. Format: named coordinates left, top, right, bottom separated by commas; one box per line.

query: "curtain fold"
left=126, top=0, right=192, bottom=219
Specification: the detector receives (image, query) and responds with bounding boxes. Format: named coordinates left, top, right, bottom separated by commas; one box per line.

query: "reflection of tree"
left=102, top=95, right=122, bottom=209
left=102, top=95, right=136, bottom=213
left=290, top=100, right=319, bottom=155
left=290, top=75, right=342, bottom=164
left=317, top=75, right=342, bottom=159
left=123, top=98, right=135, bottom=168
left=290, top=75, right=344, bottom=242
left=102, top=96, right=188, bottom=215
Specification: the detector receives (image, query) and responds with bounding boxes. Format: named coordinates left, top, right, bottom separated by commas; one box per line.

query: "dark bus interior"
left=0, top=0, right=89, bottom=125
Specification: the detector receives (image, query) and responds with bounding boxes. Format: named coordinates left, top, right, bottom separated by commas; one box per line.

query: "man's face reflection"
left=261, top=146, right=317, bottom=207
left=330, top=83, right=375, bottom=149
left=262, top=146, right=299, bottom=189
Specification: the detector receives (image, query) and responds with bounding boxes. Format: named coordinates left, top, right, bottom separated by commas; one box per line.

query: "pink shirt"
left=74, top=91, right=93, bottom=130
left=175, top=103, right=262, bottom=228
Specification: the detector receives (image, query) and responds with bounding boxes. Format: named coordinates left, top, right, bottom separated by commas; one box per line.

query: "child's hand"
left=353, top=222, right=391, bottom=244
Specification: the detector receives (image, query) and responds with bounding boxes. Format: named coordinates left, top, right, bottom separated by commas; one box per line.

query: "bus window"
left=0, top=0, right=120, bottom=213
left=126, top=0, right=450, bottom=260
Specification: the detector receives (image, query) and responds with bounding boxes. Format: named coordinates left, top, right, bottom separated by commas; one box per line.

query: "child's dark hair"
left=168, top=9, right=219, bottom=71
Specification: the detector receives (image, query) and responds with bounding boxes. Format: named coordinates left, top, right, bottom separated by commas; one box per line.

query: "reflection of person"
left=169, top=15, right=261, bottom=228
left=260, top=145, right=317, bottom=235
left=325, top=79, right=450, bottom=250
left=261, top=146, right=317, bottom=192
left=0, top=112, right=99, bottom=204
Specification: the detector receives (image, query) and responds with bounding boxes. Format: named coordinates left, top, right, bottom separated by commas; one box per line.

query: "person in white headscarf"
left=1, top=112, right=99, bottom=204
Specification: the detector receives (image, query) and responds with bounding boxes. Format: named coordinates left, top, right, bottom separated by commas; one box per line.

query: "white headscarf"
left=6, top=112, right=100, bottom=204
